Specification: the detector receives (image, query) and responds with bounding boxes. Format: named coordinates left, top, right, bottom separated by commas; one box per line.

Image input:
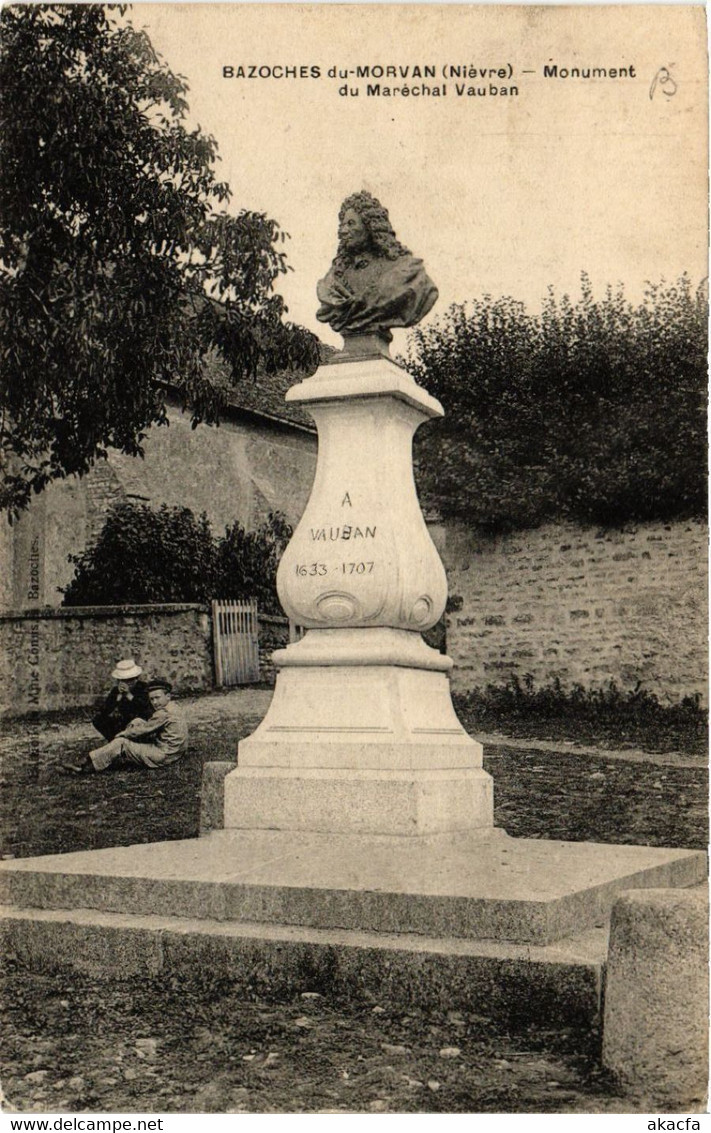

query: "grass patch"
left=455, top=676, right=708, bottom=756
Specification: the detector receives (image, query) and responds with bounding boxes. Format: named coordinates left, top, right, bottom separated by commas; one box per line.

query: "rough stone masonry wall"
left=257, top=614, right=294, bottom=684
left=0, top=605, right=213, bottom=717
left=442, top=518, right=708, bottom=705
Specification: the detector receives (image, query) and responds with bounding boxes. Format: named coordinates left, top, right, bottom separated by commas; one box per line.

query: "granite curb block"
left=602, top=885, right=709, bottom=1111
left=1, top=905, right=605, bottom=1027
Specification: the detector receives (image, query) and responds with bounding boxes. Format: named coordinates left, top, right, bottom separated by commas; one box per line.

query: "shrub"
left=62, top=501, right=216, bottom=605
left=214, top=512, right=292, bottom=615
left=406, top=276, right=708, bottom=532
left=61, top=501, right=291, bottom=610
left=454, top=674, right=708, bottom=755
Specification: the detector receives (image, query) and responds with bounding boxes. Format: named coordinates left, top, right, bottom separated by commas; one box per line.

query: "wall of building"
left=2, top=399, right=317, bottom=610
left=442, top=518, right=708, bottom=705
left=0, top=605, right=213, bottom=717
left=0, top=515, right=16, bottom=610
left=108, top=404, right=316, bottom=539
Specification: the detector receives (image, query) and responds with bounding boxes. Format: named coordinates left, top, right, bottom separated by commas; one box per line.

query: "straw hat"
left=111, top=659, right=143, bottom=681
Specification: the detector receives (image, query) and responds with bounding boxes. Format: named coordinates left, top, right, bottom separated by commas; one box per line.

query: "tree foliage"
left=406, top=276, right=707, bottom=531
left=0, top=5, right=318, bottom=515
left=61, top=500, right=291, bottom=612
left=62, top=501, right=217, bottom=605
left=215, top=511, right=292, bottom=614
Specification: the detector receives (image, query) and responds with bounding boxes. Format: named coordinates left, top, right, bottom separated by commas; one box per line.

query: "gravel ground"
left=2, top=965, right=638, bottom=1115
left=1, top=689, right=707, bottom=1114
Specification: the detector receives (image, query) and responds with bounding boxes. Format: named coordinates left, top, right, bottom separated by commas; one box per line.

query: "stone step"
left=0, top=829, right=705, bottom=946
left=1, top=904, right=607, bottom=1027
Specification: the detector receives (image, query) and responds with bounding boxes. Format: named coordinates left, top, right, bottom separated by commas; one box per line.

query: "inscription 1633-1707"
left=295, top=562, right=375, bottom=577
left=292, top=496, right=383, bottom=591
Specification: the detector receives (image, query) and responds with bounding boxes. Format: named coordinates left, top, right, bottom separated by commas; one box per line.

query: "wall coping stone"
left=259, top=613, right=289, bottom=626
left=0, top=603, right=209, bottom=621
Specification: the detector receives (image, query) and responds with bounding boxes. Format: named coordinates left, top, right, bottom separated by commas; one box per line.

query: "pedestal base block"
left=224, top=632, right=494, bottom=838
left=225, top=766, right=494, bottom=837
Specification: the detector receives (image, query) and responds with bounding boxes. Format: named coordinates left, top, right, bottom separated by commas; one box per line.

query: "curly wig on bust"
left=334, top=191, right=410, bottom=270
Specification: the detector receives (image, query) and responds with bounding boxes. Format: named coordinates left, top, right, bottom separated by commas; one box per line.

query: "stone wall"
left=442, top=518, right=708, bottom=705
left=4, top=516, right=705, bottom=714
left=0, top=604, right=300, bottom=716
left=0, top=605, right=213, bottom=717
left=258, top=614, right=293, bottom=683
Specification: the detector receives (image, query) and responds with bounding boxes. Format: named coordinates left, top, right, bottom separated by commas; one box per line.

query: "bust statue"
left=316, top=191, right=438, bottom=351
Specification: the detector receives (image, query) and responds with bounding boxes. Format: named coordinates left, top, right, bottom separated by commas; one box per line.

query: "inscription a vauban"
left=308, top=491, right=376, bottom=542
left=296, top=492, right=379, bottom=575
left=310, top=525, right=376, bottom=541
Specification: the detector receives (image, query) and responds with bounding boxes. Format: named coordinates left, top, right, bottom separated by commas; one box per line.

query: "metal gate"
left=211, top=599, right=260, bottom=687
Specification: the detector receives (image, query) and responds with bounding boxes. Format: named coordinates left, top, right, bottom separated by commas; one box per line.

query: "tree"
left=214, top=511, right=292, bottom=614
left=0, top=5, right=319, bottom=515
left=406, top=276, right=707, bottom=531
left=62, top=501, right=217, bottom=605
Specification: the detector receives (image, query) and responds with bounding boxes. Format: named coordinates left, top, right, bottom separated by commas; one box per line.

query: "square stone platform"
left=1, top=829, right=704, bottom=943
left=2, top=831, right=705, bottom=1024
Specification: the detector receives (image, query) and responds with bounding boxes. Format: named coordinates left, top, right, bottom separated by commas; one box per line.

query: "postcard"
left=1, top=3, right=708, bottom=1121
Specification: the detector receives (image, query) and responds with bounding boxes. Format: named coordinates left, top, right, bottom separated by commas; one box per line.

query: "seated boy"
left=69, top=679, right=188, bottom=774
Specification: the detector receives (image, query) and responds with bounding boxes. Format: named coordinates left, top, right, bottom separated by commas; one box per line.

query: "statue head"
left=334, top=191, right=410, bottom=268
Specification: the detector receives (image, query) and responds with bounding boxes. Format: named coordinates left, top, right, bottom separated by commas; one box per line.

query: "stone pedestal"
left=224, top=354, right=494, bottom=838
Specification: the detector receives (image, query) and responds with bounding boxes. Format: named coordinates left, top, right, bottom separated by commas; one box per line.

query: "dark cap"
left=146, top=679, right=172, bottom=693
